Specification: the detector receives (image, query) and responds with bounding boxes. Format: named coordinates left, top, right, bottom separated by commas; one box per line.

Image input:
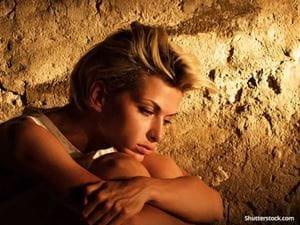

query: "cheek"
left=117, top=111, right=149, bottom=145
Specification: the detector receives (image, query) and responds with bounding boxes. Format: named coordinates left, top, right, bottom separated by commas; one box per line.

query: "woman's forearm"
left=127, top=204, right=194, bottom=225
left=90, top=153, right=223, bottom=224
left=146, top=176, right=224, bottom=224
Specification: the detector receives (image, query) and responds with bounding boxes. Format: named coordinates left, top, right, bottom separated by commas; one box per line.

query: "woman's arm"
left=13, top=119, right=100, bottom=195
left=142, top=153, right=224, bottom=224
left=147, top=176, right=223, bottom=223
left=88, top=152, right=223, bottom=224
left=12, top=119, right=151, bottom=224
left=86, top=152, right=195, bottom=225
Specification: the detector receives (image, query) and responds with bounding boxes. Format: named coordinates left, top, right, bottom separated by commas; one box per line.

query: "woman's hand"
left=82, top=177, right=151, bottom=225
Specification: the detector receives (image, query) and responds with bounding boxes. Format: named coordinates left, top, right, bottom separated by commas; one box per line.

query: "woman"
left=0, top=22, right=223, bottom=225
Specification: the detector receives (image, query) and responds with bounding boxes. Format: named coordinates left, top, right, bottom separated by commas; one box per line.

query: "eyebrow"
left=143, top=98, right=178, bottom=117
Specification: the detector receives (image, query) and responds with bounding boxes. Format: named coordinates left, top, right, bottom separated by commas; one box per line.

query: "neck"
left=46, top=103, right=111, bottom=152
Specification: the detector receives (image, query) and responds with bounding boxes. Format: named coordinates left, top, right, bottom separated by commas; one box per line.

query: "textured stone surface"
left=0, top=0, right=299, bottom=224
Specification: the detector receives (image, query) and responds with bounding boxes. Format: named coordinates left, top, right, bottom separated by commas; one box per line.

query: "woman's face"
left=100, top=75, right=183, bottom=161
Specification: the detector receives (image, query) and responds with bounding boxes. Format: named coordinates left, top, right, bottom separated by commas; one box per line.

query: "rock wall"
left=0, top=0, right=299, bottom=224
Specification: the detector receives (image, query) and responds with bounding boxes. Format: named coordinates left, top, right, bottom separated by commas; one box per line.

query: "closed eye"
left=139, top=107, right=154, bottom=116
left=163, top=119, right=172, bottom=125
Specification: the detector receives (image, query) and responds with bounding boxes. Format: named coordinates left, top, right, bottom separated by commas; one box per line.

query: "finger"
left=83, top=186, right=124, bottom=219
left=86, top=208, right=106, bottom=225
left=94, top=210, right=117, bottom=225
left=83, top=195, right=88, bottom=205
left=85, top=181, right=104, bottom=196
left=82, top=195, right=106, bottom=218
left=86, top=200, right=117, bottom=225
left=106, top=214, right=124, bottom=225
left=88, top=200, right=114, bottom=225
left=108, top=210, right=131, bottom=225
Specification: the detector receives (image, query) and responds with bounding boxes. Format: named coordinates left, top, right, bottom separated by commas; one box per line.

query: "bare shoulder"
left=0, top=117, right=48, bottom=167
left=9, top=117, right=99, bottom=191
left=12, top=117, right=59, bottom=152
left=9, top=116, right=47, bottom=139
left=142, top=152, right=186, bottom=178
left=10, top=117, right=74, bottom=169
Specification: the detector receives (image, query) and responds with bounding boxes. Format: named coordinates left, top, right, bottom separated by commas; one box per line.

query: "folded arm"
left=12, top=119, right=192, bottom=225
left=91, top=152, right=224, bottom=224
left=142, top=153, right=224, bottom=223
left=12, top=118, right=101, bottom=212
left=147, top=176, right=223, bottom=223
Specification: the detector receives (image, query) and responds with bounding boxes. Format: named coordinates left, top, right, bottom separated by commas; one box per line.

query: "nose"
left=147, top=119, right=163, bottom=143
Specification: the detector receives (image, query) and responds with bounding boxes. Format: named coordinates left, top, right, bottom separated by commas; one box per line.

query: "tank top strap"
left=25, top=115, right=48, bottom=130
left=24, top=113, right=116, bottom=168
left=25, top=114, right=81, bottom=156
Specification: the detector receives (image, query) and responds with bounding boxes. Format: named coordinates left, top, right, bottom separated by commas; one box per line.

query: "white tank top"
left=0, top=113, right=116, bottom=224
left=25, top=113, right=115, bottom=168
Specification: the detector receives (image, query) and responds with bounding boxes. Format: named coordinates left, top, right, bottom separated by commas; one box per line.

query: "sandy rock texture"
left=0, top=0, right=299, bottom=224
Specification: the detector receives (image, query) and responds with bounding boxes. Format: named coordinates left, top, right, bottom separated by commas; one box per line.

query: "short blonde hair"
left=70, top=22, right=216, bottom=110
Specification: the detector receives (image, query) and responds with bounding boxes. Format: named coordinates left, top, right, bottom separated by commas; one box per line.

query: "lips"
left=136, top=144, right=155, bottom=155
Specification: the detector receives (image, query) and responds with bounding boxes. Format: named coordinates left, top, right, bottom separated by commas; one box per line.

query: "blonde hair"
left=70, top=22, right=216, bottom=110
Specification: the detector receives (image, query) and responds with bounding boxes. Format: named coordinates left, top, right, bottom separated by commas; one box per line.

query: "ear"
left=88, top=81, right=106, bottom=112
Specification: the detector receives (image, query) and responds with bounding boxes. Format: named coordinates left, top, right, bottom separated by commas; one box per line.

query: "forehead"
left=133, top=75, right=183, bottom=114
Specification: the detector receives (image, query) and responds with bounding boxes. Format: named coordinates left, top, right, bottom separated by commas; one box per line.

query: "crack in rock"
left=95, top=0, right=103, bottom=15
